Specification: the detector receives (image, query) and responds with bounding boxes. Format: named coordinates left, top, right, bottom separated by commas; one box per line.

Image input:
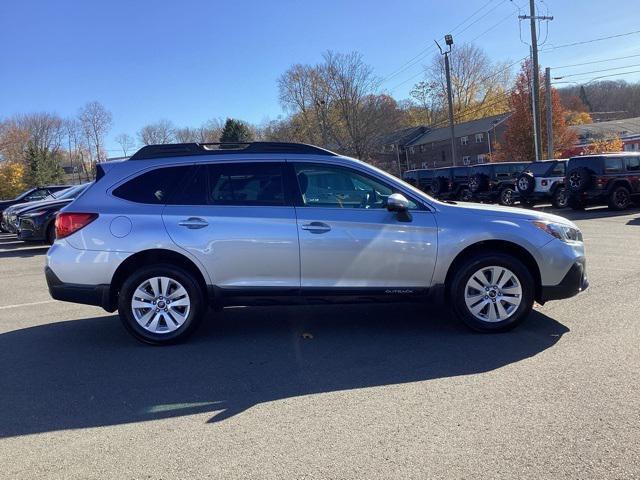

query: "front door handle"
left=301, top=221, right=331, bottom=234
left=178, top=217, right=209, bottom=229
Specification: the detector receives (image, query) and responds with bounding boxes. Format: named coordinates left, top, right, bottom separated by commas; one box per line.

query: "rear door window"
left=113, top=166, right=192, bottom=204
left=604, top=158, right=623, bottom=173
left=168, top=162, right=287, bottom=206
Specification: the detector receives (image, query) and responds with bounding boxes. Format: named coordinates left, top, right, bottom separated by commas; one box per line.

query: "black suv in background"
left=566, top=153, right=640, bottom=210
left=430, top=166, right=472, bottom=201
left=403, top=169, right=433, bottom=192
left=469, top=162, right=529, bottom=206
left=516, top=159, right=568, bottom=209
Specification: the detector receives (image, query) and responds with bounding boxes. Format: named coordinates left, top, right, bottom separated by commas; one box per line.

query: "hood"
left=437, top=201, right=578, bottom=228
left=5, top=198, right=56, bottom=215
left=17, top=199, right=73, bottom=215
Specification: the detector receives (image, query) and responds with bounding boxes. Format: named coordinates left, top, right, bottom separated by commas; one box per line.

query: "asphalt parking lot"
left=0, top=207, right=639, bottom=479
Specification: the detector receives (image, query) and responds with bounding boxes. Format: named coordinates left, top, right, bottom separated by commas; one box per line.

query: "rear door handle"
left=178, top=217, right=209, bottom=229
left=301, top=221, right=331, bottom=234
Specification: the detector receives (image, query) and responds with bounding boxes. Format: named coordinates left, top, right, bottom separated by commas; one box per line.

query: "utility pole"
left=545, top=67, right=554, bottom=159
left=436, top=35, right=456, bottom=166
left=519, top=1, right=553, bottom=161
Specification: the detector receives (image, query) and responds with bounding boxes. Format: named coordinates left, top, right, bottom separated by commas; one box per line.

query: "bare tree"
left=421, top=43, right=511, bottom=122
left=277, top=51, right=401, bottom=159
left=78, top=101, right=112, bottom=163
left=137, top=119, right=175, bottom=145
left=114, top=133, right=136, bottom=156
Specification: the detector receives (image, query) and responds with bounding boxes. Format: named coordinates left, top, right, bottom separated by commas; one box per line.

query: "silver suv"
left=46, top=142, right=588, bottom=344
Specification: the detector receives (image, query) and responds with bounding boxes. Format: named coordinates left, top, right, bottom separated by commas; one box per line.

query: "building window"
left=460, top=136, right=469, bottom=145
left=409, top=147, right=415, bottom=154
left=462, top=156, right=471, bottom=165
left=477, top=154, right=487, bottom=163
left=475, top=133, right=484, bottom=143
left=420, top=145, right=425, bottom=153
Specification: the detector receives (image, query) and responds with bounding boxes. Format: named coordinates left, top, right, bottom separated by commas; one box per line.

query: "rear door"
left=162, top=161, right=300, bottom=289
left=291, top=162, right=438, bottom=289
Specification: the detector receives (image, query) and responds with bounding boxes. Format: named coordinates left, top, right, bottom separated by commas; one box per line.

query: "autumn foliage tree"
left=583, top=136, right=623, bottom=154
left=495, top=60, right=576, bottom=161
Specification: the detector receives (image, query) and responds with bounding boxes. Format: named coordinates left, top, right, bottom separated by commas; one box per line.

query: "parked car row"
left=0, top=183, right=92, bottom=243
left=403, top=153, right=640, bottom=211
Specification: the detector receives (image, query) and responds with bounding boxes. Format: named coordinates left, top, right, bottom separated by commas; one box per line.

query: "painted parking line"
left=0, top=300, right=57, bottom=310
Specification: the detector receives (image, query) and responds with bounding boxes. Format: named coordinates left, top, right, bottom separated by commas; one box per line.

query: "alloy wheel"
left=131, top=276, right=191, bottom=334
left=464, top=266, right=522, bottom=323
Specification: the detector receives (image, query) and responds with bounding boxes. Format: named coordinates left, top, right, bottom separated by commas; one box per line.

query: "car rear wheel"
left=118, top=264, right=205, bottom=345
left=449, top=253, right=534, bottom=332
left=551, top=187, right=568, bottom=209
left=608, top=186, right=631, bottom=211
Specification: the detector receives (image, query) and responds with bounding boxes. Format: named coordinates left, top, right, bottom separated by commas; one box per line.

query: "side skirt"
left=208, top=286, right=433, bottom=308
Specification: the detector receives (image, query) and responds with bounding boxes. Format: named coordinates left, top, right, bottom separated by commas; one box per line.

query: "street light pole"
left=436, top=35, right=456, bottom=167
left=545, top=67, right=554, bottom=159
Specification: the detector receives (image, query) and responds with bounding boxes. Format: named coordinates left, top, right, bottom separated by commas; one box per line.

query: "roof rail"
left=128, top=142, right=338, bottom=160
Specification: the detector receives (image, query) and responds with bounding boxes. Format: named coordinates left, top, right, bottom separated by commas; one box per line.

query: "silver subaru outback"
left=46, top=142, right=587, bottom=344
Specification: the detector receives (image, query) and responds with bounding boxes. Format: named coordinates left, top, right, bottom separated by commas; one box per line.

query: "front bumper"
left=45, top=266, right=115, bottom=311
left=539, top=259, right=588, bottom=302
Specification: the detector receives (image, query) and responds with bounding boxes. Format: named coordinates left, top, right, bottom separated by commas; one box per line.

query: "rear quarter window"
left=626, top=157, right=640, bottom=171
left=113, top=166, right=192, bottom=204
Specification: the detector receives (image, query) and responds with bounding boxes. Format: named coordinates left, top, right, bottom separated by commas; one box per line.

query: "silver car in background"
left=46, top=142, right=587, bottom=344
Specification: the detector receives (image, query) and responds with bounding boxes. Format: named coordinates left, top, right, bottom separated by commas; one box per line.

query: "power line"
left=380, top=0, right=498, bottom=84
left=551, top=53, right=640, bottom=69
left=381, top=0, right=515, bottom=86
left=551, top=69, right=640, bottom=85
left=553, top=63, right=640, bottom=79
left=541, top=30, right=640, bottom=51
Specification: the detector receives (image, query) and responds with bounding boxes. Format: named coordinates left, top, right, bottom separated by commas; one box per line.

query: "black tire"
left=499, top=187, right=516, bottom=206
left=516, top=172, right=535, bottom=194
left=46, top=222, right=56, bottom=245
left=458, top=188, right=472, bottom=202
left=551, top=186, right=568, bottom=209
left=449, top=252, right=535, bottom=333
left=567, top=167, right=591, bottom=193
left=118, top=263, right=205, bottom=345
left=608, top=185, right=631, bottom=211
left=568, top=195, right=585, bottom=210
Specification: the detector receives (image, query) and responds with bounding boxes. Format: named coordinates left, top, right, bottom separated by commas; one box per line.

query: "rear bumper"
left=539, top=259, right=588, bottom=302
left=45, top=266, right=115, bottom=311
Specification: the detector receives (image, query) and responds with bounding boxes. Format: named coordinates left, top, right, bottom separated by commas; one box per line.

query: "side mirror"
left=387, top=193, right=412, bottom=222
left=387, top=193, right=409, bottom=212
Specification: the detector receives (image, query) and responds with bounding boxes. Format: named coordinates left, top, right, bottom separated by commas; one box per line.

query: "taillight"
left=55, top=213, right=98, bottom=239
left=596, top=176, right=606, bottom=187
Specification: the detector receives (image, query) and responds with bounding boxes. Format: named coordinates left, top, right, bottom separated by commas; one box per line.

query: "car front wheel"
left=450, top=253, right=534, bottom=332
left=499, top=187, right=515, bottom=206
left=118, top=264, right=205, bottom=345
left=552, top=187, right=568, bottom=209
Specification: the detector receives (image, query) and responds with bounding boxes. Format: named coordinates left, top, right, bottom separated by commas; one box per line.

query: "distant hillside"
left=557, top=80, right=640, bottom=121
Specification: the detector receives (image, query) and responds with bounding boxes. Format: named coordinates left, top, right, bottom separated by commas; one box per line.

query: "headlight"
left=532, top=220, right=583, bottom=243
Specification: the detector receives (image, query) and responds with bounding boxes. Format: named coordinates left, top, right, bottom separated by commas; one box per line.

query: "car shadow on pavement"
left=0, top=304, right=568, bottom=438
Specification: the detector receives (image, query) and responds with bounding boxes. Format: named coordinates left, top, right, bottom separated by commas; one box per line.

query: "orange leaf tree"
left=583, top=136, right=623, bottom=154
left=495, top=60, right=576, bottom=161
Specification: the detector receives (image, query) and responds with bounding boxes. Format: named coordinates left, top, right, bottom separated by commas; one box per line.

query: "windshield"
left=43, top=186, right=74, bottom=201
left=55, top=183, right=91, bottom=200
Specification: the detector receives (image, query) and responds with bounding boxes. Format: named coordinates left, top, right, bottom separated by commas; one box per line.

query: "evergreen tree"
left=219, top=118, right=254, bottom=145
left=25, top=143, right=64, bottom=186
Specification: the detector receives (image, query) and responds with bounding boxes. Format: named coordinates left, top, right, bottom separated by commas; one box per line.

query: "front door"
left=292, top=163, right=438, bottom=290
left=163, top=161, right=300, bottom=289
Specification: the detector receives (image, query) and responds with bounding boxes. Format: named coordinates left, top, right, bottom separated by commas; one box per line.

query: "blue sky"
left=1, top=0, right=639, bottom=155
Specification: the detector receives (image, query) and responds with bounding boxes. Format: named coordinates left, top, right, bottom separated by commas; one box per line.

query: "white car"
left=516, top=159, right=568, bottom=208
